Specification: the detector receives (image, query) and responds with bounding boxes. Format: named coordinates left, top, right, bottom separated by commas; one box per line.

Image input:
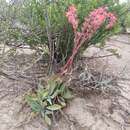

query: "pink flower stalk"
left=60, top=6, right=117, bottom=75
left=65, top=5, right=78, bottom=31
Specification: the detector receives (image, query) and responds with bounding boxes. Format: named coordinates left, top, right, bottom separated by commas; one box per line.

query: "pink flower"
left=82, top=7, right=117, bottom=35
left=106, top=12, right=117, bottom=29
left=65, top=5, right=78, bottom=31
left=61, top=6, right=117, bottom=75
left=68, top=5, right=77, bottom=13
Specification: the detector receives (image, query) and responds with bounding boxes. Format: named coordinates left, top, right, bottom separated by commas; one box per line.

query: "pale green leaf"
left=41, top=91, right=49, bottom=99
left=60, top=101, right=66, bottom=107
left=44, top=115, right=51, bottom=126
left=58, top=97, right=66, bottom=107
left=29, top=101, right=42, bottom=112
left=47, top=98, right=52, bottom=105
left=50, top=89, right=59, bottom=99
left=48, top=81, right=57, bottom=95
left=47, top=104, right=62, bottom=111
left=37, top=89, right=49, bottom=99
left=42, top=101, right=47, bottom=107
left=26, top=96, right=42, bottom=112
left=63, top=89, right=73, bottom=99
left=45, top=110, right=53, bottom=115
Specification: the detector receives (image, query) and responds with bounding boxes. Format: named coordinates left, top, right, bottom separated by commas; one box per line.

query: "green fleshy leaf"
left=59, top=101, right=66, bottom=107
left=41, top=91, right=49, bottom=99
left=58, top=97, right=66, bottom=107
left=29, top=101, right=42, bottom=112
left=47, top=98, right=52, bottom=105
left=47, top=104, right=62, bottom=111
left=50, top=89, right=59, bottom=99
left=37, top=89, right=49, bottom=100
left=26, top=96, right=42, bottom=112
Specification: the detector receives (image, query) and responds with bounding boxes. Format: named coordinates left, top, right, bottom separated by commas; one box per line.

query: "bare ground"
left=0, top=34, right=130, bottom=130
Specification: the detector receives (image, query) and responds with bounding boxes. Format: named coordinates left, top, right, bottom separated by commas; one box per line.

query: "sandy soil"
left=0, top=34, right=130, bottom=130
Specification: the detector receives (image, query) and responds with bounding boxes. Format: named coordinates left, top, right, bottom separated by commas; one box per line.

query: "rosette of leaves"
left=25, top=79, right=73, bottom=126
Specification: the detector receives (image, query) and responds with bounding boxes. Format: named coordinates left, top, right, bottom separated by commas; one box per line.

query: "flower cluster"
left=60, top=6, right=117, bottom=75
left=82, top=7, right=117, bottom=39
left=84, top=7, right=108, bottom=31
left=106, top=12, right=117, bottom=29
left=65, top=5, right=78, bottom=31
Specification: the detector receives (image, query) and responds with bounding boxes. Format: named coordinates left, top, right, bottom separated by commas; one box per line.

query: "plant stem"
left=43, top=1, right=55, bottom=75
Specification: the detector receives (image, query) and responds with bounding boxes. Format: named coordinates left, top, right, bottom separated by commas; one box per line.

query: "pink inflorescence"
left=61, top=6, right=117, bottom=75
left=82, top=7, right=117, bottom=39
left=65, top=5, right=78, bottom=31
left=106, top=12, right=117, bottom=29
